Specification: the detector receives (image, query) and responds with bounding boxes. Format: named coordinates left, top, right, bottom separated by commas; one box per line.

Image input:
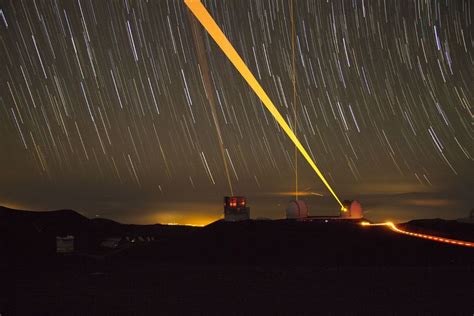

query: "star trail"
left=0, top=0, right=472, bottom=224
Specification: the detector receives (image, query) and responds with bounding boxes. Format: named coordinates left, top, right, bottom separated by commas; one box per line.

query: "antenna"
left=291, top=0, right=298, bottom=201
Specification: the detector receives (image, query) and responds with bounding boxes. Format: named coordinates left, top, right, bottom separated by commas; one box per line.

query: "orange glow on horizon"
left=163, top=222, right=207, bottom=227
left=154, top=212, right=220, bottom=227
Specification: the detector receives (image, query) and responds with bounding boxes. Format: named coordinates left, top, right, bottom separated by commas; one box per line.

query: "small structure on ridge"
left=224, top=196, right=250, bottom=221
left=286, top=200, right=309, bottom=219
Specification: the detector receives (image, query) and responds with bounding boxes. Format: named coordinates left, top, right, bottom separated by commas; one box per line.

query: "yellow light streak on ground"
left=184, top=0, right=343, bottom=208
left=361, top=222, right=474, bottom=248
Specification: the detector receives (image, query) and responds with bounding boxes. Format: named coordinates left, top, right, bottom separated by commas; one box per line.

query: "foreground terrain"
left=1, top=207, right=473, bottom=314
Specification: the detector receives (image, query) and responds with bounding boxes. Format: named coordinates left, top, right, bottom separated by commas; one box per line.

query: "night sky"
left=0, top=0, right=472, bottom=225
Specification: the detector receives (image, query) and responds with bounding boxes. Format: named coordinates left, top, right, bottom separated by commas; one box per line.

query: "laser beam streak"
left=184, top=0, right=343, bottom=208
left=361, top=222, right=474, bottom=248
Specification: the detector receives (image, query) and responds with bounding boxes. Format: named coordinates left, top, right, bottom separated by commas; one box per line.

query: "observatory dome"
left=286, top=200, right=309, bottom=219
left=341, top=200, right=363, bottom=219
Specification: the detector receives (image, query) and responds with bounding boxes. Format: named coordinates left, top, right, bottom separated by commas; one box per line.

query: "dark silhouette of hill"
left=121, top=219, right=473, bottom=267
left=0, top=206, right=91, bottom=257
left=1, top=207, right=473, bottom=314
left=0, top=206, right=197, bottom=258
left=0, top=206, right=88, bottom=234
left=0, top=205, right=196, bottom=234
left=1, top=206, right=472, bottom=263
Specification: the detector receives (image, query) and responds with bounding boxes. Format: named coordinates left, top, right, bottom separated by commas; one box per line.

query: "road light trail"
left=361, top=222, right=474, bottom=248
left=184, top=0, right=344, bottom=208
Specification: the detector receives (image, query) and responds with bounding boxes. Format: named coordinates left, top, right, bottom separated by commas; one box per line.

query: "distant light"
left=165, top=222, right=205, bottom=227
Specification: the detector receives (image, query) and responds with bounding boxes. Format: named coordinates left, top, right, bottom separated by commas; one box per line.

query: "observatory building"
left=284, top=199, right=364, bottom=222
left=286, top=200, right=309, bottom=219
left=224, top=196, right=250, bottom=221
left=340, top=200, right=363, bottom=219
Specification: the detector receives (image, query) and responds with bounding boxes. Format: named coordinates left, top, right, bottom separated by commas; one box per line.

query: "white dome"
left=341, top=200, right=363, bottom=219
left=286, top=200, right=309, bottom=219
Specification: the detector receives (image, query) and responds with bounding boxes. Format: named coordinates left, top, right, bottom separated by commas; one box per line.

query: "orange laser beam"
left=184, top=0, right=343, bottom=208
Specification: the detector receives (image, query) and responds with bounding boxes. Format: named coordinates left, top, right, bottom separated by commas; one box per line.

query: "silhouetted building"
left=286, top=200, right=309, bottom=219
left=224, top=196, right=250, bottom=221
left=56, top=235, right=74, bottom=253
